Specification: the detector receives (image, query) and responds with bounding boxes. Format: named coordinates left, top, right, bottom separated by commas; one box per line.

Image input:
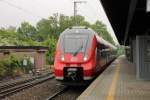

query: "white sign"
left=147, top=0, right=150, bottom=12
left=23, top=59, right=27, bottom=66
left=30, top=57, right=34, bottom=64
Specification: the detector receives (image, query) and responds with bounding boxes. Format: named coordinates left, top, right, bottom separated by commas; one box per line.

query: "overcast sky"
left=0, top=0, right=119, bottom=44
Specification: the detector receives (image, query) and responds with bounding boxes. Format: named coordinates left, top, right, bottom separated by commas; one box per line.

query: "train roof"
left=96, top=35, right=116, bottom=49
left=61, top=26, right=116, bottom=49
left=61, top=26, right=93, bottom=35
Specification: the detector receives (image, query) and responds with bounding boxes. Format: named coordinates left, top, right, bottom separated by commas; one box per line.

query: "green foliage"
left=36, top=19, right=51, bottom=35
left=117, top=45, right=125, bottom=55
left=0, top=64, right=7, bottom=77
left=0, top=55, right=23, bottom=77
left=23, top=58, right=34, bottom=73
left=0, top=55, right=35, bottom=78
left=0, top=13, right=116, bottom=64
left=59, top=14, right=72, bottom=31
left=0, top=29, right=19, bottom=46
left=42, top=36, right=57, bottom=64
left=17, top=22, right=37, bottom=37
left=91, top=21, right=115, bottom=45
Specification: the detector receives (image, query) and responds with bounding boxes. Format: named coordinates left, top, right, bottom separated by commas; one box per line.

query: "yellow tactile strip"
left=106, top=63, right=120, bottom=100
left=77, top=57, right=120, bottom=100
left=78, top=55, right=150, bottom=100
left=115, top=57, right=150, bottom=100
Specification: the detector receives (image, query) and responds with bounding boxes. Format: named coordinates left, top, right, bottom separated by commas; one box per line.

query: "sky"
left=0, top=0, right=119, bottom=44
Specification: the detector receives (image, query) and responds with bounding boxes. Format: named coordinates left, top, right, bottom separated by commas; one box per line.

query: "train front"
left=54, top=27, right=97, bottom=84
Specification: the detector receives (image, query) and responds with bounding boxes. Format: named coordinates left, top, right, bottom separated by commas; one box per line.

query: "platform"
left=77, top=55, right=150, bottom=100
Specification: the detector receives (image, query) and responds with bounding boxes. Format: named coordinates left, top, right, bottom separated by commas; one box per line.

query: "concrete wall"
left=0, top=51, right=46, bottom=73
left=132, top=40, right=136, bottom=67
left=136, top=36, right=150, bottom=80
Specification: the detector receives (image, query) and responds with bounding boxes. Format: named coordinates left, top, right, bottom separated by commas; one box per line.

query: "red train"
left=54, top=26, right=116, bottom=85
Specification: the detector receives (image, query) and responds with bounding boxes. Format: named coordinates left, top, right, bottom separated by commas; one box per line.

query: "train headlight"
left=83, top=56, right=88, bottom=61
left=61, top=56, right=65, bottom=61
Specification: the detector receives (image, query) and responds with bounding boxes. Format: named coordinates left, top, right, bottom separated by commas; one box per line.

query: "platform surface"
left=77, top=55, right=150, bottom=100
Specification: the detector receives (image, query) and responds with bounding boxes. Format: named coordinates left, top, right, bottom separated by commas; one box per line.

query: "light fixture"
left=61, top=56, right=65, bottom=61
left=83, top=56, right=88, bottom=61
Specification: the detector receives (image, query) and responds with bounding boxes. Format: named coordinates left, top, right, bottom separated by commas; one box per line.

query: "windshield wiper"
left=84, top=35, right=89, bottom=56
left=73, top=44, right=83, bottom=56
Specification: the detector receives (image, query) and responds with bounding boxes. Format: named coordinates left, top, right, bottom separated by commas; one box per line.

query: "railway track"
left=0, top=72, right=54, bottom=98
left=46, top=86, right=87, bottom=100
left=46, top=86, right=68, bottom=100
left=0, top=72, right=52, bottom=90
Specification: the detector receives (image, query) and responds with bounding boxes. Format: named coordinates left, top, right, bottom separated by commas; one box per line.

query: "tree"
left=0, top=13, right=117, bottom=76
left=70, top=15, right=90, bottom=27
left=0, top=28, right=19, bottom=46
left=36, top=19, right=51, bottom=35
left=17, top=22, right=37, bottom=38
left=59, top=14, right=72, bottom=33
left=42, top=35, right=57, bottom=64
left=91, top=21, right=115, bottom=45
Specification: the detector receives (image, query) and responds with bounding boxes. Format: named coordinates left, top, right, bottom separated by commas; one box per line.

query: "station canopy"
left=100, top=0, right=149, bottom=45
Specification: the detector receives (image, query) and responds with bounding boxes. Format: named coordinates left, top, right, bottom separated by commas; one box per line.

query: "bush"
left=0, top=55, right=34, bottom=79
left=42, top=36, right=57, bottom=64
left=0, top=63, right=7, bottom=78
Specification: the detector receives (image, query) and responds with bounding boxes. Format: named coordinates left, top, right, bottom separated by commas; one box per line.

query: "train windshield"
left=60, top=33, right=91, bottom=55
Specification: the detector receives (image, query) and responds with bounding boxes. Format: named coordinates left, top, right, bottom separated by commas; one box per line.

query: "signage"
left=146, top=0, right=150, bottom=12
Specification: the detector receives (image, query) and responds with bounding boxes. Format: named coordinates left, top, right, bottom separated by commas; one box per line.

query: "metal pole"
left=73, top=1, right=86, bottom=25
left=74, top=2, right=77, bottom=25
left=74, top=2, right=77, bottom=17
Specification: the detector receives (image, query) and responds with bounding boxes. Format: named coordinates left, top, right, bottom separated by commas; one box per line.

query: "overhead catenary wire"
left=0, top=0, right=43, bottom=19
left=77, top=2, right=102, bottom=23
left=78, top=6, right=97, bottom=23
left=84, top=2, right=100, bottom=18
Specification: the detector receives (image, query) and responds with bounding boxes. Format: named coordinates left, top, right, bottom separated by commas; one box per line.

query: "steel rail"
left=0, top=73, right=54, bottom=98
left=46, top=86, right=68, bottom=100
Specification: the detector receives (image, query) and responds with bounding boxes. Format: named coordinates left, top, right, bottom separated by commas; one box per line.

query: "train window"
left=60, top=34, right=92, bottom=55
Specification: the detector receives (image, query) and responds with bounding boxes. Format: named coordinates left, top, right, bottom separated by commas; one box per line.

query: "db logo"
left=71, top=57, right=77, bottom=61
